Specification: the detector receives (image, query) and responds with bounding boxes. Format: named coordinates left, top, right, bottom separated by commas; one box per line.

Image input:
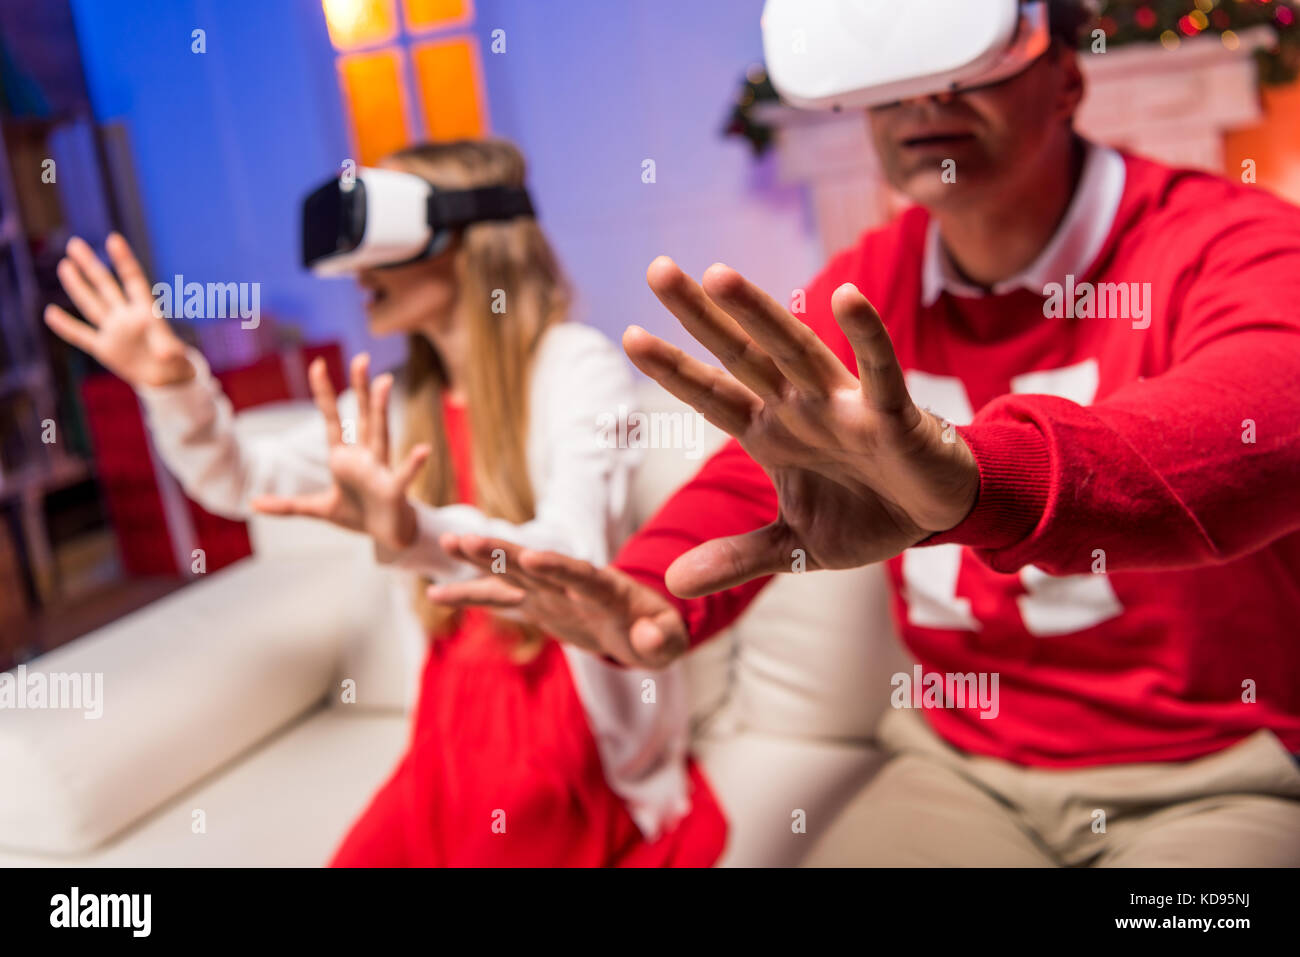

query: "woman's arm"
left=45, top=233, right=343, bottom=518
left=378, top=323, right=638, bottom=580
left=135, top=346, right=339, bottom=519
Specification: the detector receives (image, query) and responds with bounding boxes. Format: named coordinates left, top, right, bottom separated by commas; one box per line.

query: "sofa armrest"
left=0, top=555, right=363, bottom=856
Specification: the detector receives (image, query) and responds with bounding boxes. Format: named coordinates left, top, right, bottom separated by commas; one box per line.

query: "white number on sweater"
left=902, top=361, right=1122, bottom=637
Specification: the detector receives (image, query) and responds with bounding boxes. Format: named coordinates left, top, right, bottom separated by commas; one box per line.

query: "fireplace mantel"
left=759, top=27, right=1275, bottom=256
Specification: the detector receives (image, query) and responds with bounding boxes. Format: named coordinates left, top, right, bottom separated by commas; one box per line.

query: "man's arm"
left=614, top=437, right=777, bottom=647
left=929, top=229, right=1300, bottom=574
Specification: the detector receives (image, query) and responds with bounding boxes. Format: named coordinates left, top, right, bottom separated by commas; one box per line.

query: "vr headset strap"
left=427, top=186, right=536, bottom=229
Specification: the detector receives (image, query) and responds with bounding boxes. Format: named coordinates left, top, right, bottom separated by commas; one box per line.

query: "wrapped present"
left=81, top=342, right=346, bottom=578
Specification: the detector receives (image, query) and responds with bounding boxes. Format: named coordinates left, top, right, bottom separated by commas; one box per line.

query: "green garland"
left=725, top=0, right=1300, bottom=155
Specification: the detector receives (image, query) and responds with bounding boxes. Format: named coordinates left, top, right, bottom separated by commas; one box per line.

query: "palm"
left=733, top=386, right=974, bottom=573
left=99, top=303, right=177, bottom=376
left=628, top=257, right=980, bottom=597
left=769, top=466, right=917, bottom=569
left=251, top=354, right=430, bottom=553
left=306, top=473, right=361, bottom=530
left=44, top=234, right=193, bottom=388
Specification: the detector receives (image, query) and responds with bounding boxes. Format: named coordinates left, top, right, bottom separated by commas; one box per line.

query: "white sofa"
left=0, top=383, right=910, bottom=867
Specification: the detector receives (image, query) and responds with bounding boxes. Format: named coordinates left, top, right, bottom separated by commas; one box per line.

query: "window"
left=321, top=0, right=485, bottom=165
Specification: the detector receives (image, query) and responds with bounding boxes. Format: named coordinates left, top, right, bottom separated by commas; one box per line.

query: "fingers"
left=645, top=256, right=784, bottom=397
left=516, top=550, right=687, bottom=665
left=56, top=255, right=108, bottom=326
left=516, top=548, right=625, bottom=606
left=629, top=611, right=690, bottom=669
left=702, top=262, right=855, bottom=397
left=831, top=282, right=919, bottom=425
left=370, top=372, right=393, bottom=464
left=249, top=491, right=336, bottom=519
left=64, top=236, right=127, bottom=312
left=105, top=232, right=153, bottom=303
left=514, top=550, right=653, bottom=664
left=350, top=353, right=371, bottom=451
left=443, top=539, right=687, bottom=668
left=622, top=325, right=761, bottom=437
left=440, top=533, right=554, bottom=594
left=43, top=304, right=99, bottom=354
left=426, top=577, right=526, bottom=609
left=394, top=443, right=431, bottom=491
left=663, top=522, right=795, bottom=598
left=309, top=357, right=343, bottom=446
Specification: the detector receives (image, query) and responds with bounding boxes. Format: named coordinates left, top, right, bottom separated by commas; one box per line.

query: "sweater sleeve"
left=377, top=324, right=640, bottom=582
left=134, top=347, right=336, bottom=518
left=613, top=437, right=777, bottom=647
left=927, top=221, right=1300, bottom=575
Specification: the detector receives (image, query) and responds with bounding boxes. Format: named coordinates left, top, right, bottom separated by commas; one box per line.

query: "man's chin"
left=894, top=167, right=986, bottom=212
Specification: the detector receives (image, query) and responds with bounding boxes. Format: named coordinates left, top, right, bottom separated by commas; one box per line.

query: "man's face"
left=867, top=49, right=1082, bottom=210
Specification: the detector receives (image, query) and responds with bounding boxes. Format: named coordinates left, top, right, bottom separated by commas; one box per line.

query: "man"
left=428, top=0, right=1300, bottom=865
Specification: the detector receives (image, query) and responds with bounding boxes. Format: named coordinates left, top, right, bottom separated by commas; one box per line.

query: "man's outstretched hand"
left=427, top=258, right=979, bottom=668
left=428, top=535, right=689, bottom=669
left=631, top=257, right=980, bottom=599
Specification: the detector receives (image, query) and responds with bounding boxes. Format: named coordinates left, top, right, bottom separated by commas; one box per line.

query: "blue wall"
left=70, top=0, right=823, bottom=372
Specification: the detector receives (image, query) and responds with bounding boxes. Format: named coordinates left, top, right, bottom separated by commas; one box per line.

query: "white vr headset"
left=761, top=0, right=1056, bottom=110
left=301, top=166, right=535, bottom=276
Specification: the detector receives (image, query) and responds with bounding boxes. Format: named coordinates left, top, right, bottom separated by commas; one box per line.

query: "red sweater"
left=615, top=153, right=1300, bottom=767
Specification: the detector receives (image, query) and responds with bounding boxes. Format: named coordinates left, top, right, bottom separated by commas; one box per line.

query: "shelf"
left=0, top=362, right=49, bottom=397
left=0, top=454, right=88, bottom=502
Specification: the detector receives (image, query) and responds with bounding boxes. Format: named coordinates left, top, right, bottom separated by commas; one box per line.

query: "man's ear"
left=1054, top=46, right=1086, bottom=125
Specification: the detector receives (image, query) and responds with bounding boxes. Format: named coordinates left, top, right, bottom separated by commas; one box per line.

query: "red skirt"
left=330, top=611, right=727, bottom=867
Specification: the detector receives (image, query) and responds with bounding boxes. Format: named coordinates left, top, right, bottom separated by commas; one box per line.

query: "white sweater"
left=135, top=322, right=692, bottom=839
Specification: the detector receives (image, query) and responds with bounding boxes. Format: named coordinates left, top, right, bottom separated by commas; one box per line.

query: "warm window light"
left=324, top=0, right=485, bottom=157
left=403, top=0, right=472, bottom=33
left=322, top=0, right=397, bottom=50
left=413, top=37, right=485, bottom=140
left=338, top=50, right=412, bottom=164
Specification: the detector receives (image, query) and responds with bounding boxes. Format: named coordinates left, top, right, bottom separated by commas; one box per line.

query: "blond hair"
left=385, top=139, right=569, bottom=640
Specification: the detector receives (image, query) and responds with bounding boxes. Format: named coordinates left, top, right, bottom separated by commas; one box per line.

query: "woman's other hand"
left=251, top=353, right=430, bottom=552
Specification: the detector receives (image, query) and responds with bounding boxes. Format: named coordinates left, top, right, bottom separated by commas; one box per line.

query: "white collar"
left=920, top=142, right=1126, bottom=307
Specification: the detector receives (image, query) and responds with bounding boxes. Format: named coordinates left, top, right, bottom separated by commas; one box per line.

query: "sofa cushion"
left=0, top=709, right=409, bottom=867
left=693, top=721, right=886, bottom=867
left=232, top=401, right=425, bottom=714
left=627, top=382, right=736, bottom=728
left=728, top=564, right=913, bottom=741
left=0, top=556, right=359, bottom=855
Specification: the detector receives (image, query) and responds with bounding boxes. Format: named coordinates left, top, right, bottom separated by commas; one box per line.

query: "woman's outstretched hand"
left=251, top=354, right=430, bottom=553
left=631, top=256, right=981, bottom=599
left=427, top=535, right=689, bottom=669
left=44, top=233, right=195, bottom=388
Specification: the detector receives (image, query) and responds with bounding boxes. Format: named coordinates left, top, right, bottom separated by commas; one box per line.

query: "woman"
left=45, top=138, right=725, bottom=866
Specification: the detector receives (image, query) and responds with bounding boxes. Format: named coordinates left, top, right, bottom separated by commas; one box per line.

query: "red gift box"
left=81, top=343, right=346, bottom=578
